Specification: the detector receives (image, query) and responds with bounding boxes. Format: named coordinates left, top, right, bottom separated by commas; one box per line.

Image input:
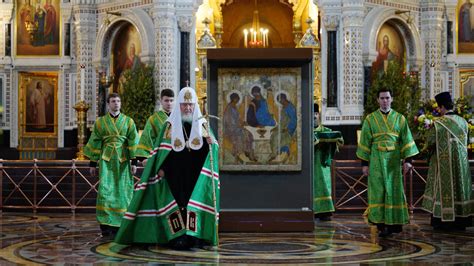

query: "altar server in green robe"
left=136, top=88, right=174, bottom=166
left=313, top=103, right=344, bottom=220
left=357, top=88, right=419, bottom=237
left=84, top=93, right=139, bottom=237
left=115, top=87, right=219, bottom=250
left=422, top=91, right=473, bottom=230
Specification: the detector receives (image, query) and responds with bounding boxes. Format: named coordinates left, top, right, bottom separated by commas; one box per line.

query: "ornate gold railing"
left=332, top=159, right=474, bottom=212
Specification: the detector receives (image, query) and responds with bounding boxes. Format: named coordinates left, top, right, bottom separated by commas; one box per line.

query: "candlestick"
left=429, top=63, right=435, bottom=99
left=74, top=101, right=89, bottom=160
left=80, top=64, right=85, bottom=101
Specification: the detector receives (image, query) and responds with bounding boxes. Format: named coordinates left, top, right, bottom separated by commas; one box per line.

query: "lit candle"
left=80, top=65, right=85, bottom=101
left=244, top=29, right=248, bottom=48
left=264, top=30, right=267, bottom=47
left=429, top=63, right=435, bottom=99
left=267, top=30, right=269, bottom=47
left=265, top=30, right=269, bottom=47
left=253, top=31, right=257, bottom=43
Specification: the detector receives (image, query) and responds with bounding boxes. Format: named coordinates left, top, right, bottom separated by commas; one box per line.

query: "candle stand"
left=73, top=100, right=89, bottom=160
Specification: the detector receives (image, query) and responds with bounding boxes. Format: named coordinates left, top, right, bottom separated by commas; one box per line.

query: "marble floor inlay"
left=0, top=212, right=473, bottom=264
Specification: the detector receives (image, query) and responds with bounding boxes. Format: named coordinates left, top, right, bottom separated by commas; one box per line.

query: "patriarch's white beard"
left=182, top=113, right=193, bottom=123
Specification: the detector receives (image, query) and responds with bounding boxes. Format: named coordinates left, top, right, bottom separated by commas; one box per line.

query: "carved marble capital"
left=154, top=13, right=176, bottom=29
left=342, top=14, right=364, bottom=27
left=177, top=16, right=193, bottom=32
left=323, top=15, right=339, bottom=31
left=0, top=4, right=13, bottom=22
left=421, top=22, right=443, bottom=33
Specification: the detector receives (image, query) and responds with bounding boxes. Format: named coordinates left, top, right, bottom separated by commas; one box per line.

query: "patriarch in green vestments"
left=422, top=91, right=473, bottom=230
left=136, top=88, right=175, bottom=166
left=357, top=88, right=419, bottom=237
left=84, top=93, right=139, bottom=237
left=313, top=103, right=344, bottom=221
left=115, top=87, right=219, bottom=250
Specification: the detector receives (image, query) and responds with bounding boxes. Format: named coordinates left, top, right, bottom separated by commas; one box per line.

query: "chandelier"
left=243, top=0, right=268, bottom=48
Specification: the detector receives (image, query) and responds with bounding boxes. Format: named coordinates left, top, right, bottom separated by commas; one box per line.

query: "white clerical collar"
left=380, top=108, right=391, bottom=115
left=109, top=111, right=120, bottom=118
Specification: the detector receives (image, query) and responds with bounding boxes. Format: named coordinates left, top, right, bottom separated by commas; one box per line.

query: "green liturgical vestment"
left=313, top=126, right=344, bottom=214
left=136, top=110, right=168, bottom=158
left=83, top=113, right=139, bottom=227
left=422, top=114, right=473, bottom=221
left=356, top=110, right=419, bottom=225
left=115, top=124, right=220, bottom=245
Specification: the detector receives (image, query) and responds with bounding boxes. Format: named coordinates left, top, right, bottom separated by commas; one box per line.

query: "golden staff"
left=197, top=114, right=220, bottom=245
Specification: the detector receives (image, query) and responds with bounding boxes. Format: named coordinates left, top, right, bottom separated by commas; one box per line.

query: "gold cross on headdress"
left=184, top=91, right=192, bottom=102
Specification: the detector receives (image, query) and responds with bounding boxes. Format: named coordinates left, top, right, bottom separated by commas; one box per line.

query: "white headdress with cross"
left=166, top=87, right=206, bottom=151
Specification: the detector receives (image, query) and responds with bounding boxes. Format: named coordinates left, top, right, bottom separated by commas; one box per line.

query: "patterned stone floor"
left=0, top=212, right=473, bottom=264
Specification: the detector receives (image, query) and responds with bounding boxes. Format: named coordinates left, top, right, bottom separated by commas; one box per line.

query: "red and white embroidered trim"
left=201, top=167, right=219, bottom=180
left=188, top=200, right=215, bottom=215
left=123, top=200, right=177, bottom=220
left=134, top=175, right=162, bottom=191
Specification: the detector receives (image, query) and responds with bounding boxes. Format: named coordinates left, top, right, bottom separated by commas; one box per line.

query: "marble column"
left=0, top=3, right=13, bottom=145
left=341, top=0, right=364, bottom=116
left=178, top=16, right=193, bottom=89
left=327, top=29, right=338, bottom=107
left=73, top=4, right=97, bottom=123
left=153, top=1, right=178, bottom=95
left=318, top=0, right=342, bottom=124
left=0, top=3, right=13, bottom=57
left=421, top=0, right=444, bottom=97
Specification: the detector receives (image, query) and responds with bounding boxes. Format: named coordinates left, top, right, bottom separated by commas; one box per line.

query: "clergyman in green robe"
left=115, top=87, right=219, bottom=250
left=422, top=91, right=473, bottom=230
left=356, top=88, right=419, bottom=237
left=313, top=103, right=344, bottom=220
left=84, top=93, right=139, bottom=237
left=136, top=88, right=175, bottom=166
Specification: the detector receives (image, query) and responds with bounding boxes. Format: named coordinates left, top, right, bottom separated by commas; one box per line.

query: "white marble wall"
left=0, top=0, right=200, bottom=149
left=0, top=0, right=471, bottom=148
left=0, top=3, right=12, bottom=131
left=316, top=0, right=465, bottom=125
